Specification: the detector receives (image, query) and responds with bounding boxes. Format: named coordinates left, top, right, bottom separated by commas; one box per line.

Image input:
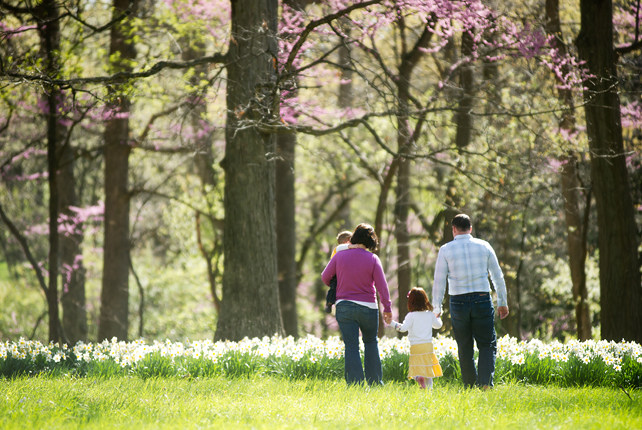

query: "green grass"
left=1, top=376, right=640, bottom=429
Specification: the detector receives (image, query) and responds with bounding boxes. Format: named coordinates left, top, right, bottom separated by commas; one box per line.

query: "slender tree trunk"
left=454, top=30, right=475, bottom=149
left=275, top=0, right=309, bottom=338
left=545, top=0, right=592, bottom=341
left=395, top=108, right=412, bottom=329
left=276, top=131, right=298, bottom=336
left=182, top=38, right=221, bottom=317
left=214, top=0, right=283, bottom=341
left=59, top=133, right=88, bottom=344
left=576, top=0, right=642, bottom=342
left=36, top=0, right=63, bottom=343
left=98, top=0, right=138, bottom=342
left=393, top=17, right=433, bottom=331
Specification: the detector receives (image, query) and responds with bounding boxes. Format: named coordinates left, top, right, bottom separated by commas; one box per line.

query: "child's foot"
left=416, top=376, right=426, bottom=389
left=325, top=304, right=333, bottom=314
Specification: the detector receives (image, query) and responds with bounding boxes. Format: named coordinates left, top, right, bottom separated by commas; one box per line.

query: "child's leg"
left=325, top=276, right=337, bottom=313
left=414, top=376, right=426, bottom=389
left=426, top=377, right=433, bottom=390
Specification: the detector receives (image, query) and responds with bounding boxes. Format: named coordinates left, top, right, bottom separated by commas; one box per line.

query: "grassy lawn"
left=1, top=376, right=640, bottom=429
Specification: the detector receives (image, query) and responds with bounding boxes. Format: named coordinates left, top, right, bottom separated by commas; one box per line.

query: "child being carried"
left=324, top=230, right=353, bottom=313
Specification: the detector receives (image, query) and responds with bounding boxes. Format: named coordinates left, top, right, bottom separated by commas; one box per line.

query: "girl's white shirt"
left=391, top=311, right=443, bottom=345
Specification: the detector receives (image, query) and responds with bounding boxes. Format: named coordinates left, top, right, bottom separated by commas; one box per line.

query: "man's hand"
left=383, top=312, right=392, bottom=325
left=498, top=306, right=509, bottom=319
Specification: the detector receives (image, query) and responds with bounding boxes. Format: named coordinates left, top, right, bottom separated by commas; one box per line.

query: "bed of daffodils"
left=1, top=334, right=641, bottom=387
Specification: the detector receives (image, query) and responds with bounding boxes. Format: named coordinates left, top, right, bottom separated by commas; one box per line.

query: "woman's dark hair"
left=350, top=223, right=379, bottom=251
left=407, top=287, right=433, bottom=312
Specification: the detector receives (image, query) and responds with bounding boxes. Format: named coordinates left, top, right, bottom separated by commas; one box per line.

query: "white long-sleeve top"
left=390, top=311, right=443, bottom=345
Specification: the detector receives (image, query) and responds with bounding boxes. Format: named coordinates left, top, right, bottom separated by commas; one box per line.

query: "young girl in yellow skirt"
left=389, top=287, right=443, bottom=389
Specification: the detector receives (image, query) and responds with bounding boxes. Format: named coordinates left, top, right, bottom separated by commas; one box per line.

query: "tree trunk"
left=395, top=123, right=412, bottom=329
left=392, top=17, right=433, bottom=332
left=59, top=130, right=88, bottom=344
left=98, top=0, right=138, bottom=342
left=182, top=38, right=221, bottom=317
left=545, top=0, right=592, bottom=341
left=276, top=131, right=298, bottom=337
left=454, top=30, right=475, bottom=149
left=275, top=0, right=310, bottom=338
left=36, top=0, right=63, bottom=343
left=214, top=0, right=283, bottom=341
left=576, top=0, right=642, bottom=342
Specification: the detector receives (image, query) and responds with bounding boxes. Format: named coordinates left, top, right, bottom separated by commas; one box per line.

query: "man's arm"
left=432, top=248, right=448, bottom=316
left=487, top=244, right=509, bottom=319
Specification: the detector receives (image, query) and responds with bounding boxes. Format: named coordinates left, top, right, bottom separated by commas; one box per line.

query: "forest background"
left=0, top=0, right=641, bottom=346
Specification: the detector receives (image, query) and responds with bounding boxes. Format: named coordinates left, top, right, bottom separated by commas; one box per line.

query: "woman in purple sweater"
left=322, top=223, right=392, bottom=385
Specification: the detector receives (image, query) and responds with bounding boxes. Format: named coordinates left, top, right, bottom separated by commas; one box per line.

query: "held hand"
left=383, top=312, right=392, bottom=325
left=498, top=306, right=509, bottom=319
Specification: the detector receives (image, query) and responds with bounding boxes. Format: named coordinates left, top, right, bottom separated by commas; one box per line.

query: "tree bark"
left=98, top=0, right=138, bottom=342
left=576, top=0, right=642, bottom=342
left=58, top=129, right=88, bottom=344
left=545, top=0, right=591, bottom=341
left=214, top=0, right=283, bottom=341
left=275, top=0, right=309, bottom=338
left=276, top=131, right=298, bottom=337
left=454, top=30, right=475, bottom=149
left=35, top=0, right=64, bottom=343
left=392, top=18, right=433, bottom=332
left=181, top=37, right=221, bottom=317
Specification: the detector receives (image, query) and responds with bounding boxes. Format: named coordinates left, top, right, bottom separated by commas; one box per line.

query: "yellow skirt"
left=408, top=342, right=443, bottom=379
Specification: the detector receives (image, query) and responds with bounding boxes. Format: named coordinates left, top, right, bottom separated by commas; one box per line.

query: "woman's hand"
left=383, top=312, right=392, bottom=325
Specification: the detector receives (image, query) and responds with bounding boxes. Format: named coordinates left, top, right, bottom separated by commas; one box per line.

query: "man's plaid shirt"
left=432, top=234, right=507, bottom=313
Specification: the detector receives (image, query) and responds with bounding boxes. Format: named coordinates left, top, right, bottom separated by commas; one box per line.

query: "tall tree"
left=39, top=0, right=64, bottom=343
left=214, top=0, right=284, bottom=341
left=276, top=0, right=309, bottom=338
left=576, top=0, right=642, bottom=341
left=98, top=0, right=139, bottom=342
left=393, top=17, right=433, bottom=327
left=545, top=0, right=591, bottom=340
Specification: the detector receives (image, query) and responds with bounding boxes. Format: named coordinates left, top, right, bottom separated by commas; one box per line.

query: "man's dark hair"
left=452, top=214, right=472, bottom=231
left=350, top=223, right=379, bottom=251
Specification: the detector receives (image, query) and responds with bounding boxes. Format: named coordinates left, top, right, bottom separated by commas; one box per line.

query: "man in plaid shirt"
left=432, top=214, right=509, bottom=389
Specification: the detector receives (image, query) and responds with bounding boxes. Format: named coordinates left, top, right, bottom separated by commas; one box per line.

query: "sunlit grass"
left=1, top=376, right=640, bottom=429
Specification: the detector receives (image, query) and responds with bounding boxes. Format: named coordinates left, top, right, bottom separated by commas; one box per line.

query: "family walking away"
left=322, top=214, right=509, bottom=391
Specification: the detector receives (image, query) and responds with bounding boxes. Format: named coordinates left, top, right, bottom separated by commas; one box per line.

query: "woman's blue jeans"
left=335, top=301, right=383, bottom=385
left=449, top=292, right=497, bottom=388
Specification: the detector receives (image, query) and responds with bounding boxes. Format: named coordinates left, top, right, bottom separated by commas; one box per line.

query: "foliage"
left=0, top=0, right=641, bottom=343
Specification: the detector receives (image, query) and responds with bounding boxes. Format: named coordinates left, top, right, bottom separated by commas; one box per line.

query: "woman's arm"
left=372, top=255, right=392, bottom=313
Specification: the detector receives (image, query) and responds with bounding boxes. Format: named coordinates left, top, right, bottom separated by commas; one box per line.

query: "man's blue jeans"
left=450, top=292, right=497, bottom=388
left=335, top=301, right=383, bottom=385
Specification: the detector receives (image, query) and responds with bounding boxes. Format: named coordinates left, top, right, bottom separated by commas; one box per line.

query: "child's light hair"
left=336, top=230, right=352, bottom=244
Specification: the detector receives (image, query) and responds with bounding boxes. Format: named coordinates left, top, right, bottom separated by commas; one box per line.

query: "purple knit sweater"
left=321, top=248, right=392, bottom=313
